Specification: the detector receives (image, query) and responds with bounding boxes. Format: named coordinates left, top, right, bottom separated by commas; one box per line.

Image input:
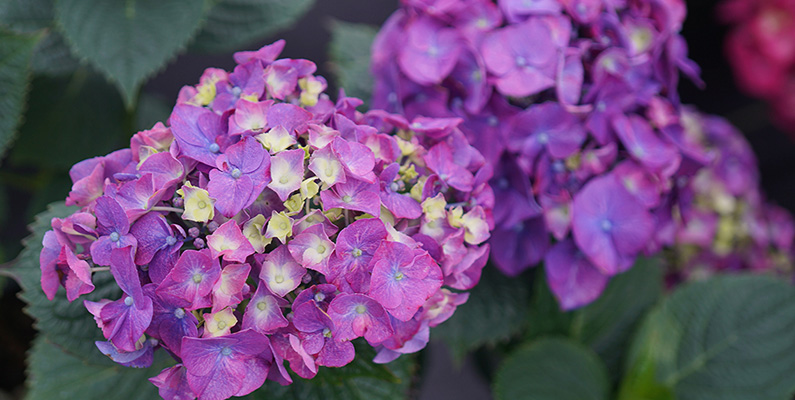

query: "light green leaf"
left=189, top=0, right=314, bottom=53
left=0, top=29, right=41, bottom=159
left=493, top=338, right=610, bottom=400
left=433, top=265, right=532, bottom=362
left=619, top=275, right=795, bottom=400
left=8, top=72, right=128, bottom=170
left=570, top=257, right=662, bottom=379
left=328, top=20, right=377, bottom=104
left=55, top=0, right=210, bottom=106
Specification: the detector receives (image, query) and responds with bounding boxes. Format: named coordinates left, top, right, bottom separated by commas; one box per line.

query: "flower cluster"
left=371, top=0, right=701, bottom=309
left=664, top=109, right=794, bottom=284
left=39, top=40, right=492, bottom=400
left=721, top=0, right=795, bottom=134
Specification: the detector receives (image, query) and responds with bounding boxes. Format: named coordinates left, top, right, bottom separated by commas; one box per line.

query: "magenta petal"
left=259, top=245, right=305, bottom=297
left=612, top=114, right=681, bottom=177
left=316, top=335, right=355, bottom=367
left=242, top=283, right=289, bottom=334
left=369, top=242, right=443, bottom=321
left=319, top=178, right=381, bottom=217
left=149, top=364, right=195, bottom=400
left=182, top=330, right=270, bottom=400
left=331, top=137, right=376, bottom=182
left=544, top=239, right=609, bottom=310
left=398, top=16, right=462, bottom=85
left=208, top=170, right=253, bottom=218
left=207, top=220, right=255, bottom=263
left=572, top=174, right=654, bottom=275
left=328, top=293, right=394, bottom=344
left=109, top=246, right=144, bottom=304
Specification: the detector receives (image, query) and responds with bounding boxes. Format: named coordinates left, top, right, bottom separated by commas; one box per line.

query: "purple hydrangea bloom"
left=398, top=16, right=463, bottom=85
left=369, top=241, right=443, bottom=321
left=327, top=218, right=387, bottom=293
left=157, top=250, right=221, bottom=310
left=544, top=238, right=608, bottom=310
left=145, top=284, right=198, bottom=358
left=130, top=212, right=184, bottom=284
left=327, top=293, right=394, bottom=344
left=371, top=0, right=701, bottom=309
left=169, top=105, right=228, bottom=167
left=572, top=174, right=654, bottom=275
left=207, top=136, right=271, bottom=217
left=40, top=40, right=494, bottom=398
left=181, top=329, right=271, bottom=400
left=90, top=196, right=137, bottom=266
left=150, top=364, right=194, bottom=400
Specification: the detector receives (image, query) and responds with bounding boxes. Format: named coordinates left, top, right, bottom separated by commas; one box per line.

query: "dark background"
left=2, top=0, right=793, bottom=398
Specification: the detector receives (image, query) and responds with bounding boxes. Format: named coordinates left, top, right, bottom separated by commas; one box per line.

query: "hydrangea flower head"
left=371, top=0, right=702, bottom=309
left=39, top=40, right=493, bottom=399
left=664, top=109, right=795, bottom=284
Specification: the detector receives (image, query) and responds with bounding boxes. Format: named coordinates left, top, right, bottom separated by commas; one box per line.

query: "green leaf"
left=0, top=0, right=52, bottom=32
left=619, top=275, right=795, bottom=400
left=245, top=345, right=414, bottom=400
left=0, top=0, right=80, bottom=76
left=55, top=0, right=210, bottom=106
left=570, top=257, right=663, bottom=379
left=31, top=34, right=80, bottom=76
left=524, top=268, right=572, bottom=341
left=26, top=337, right=172, bottom=400
left=327, top=20, right=377, bottom=105
left=135, top=93, right=171, bottom=132
left=434, top=265, right=532, bottom=362
left=8, top=72, right=128, bottom=170
left=493, top=338, right=610, bottom=400
left=3, top=202, right=108, bottom=357
left=0, top=29, right=41, bottom=159
left=189, top=0, right=315, bottom=53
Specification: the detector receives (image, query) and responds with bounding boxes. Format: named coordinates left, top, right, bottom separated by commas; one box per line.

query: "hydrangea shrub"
left=370, top=0, right=702, bottom=309
left=665, top=108, right=795, bottom=283
left=39, top=40, right=493, bottom=400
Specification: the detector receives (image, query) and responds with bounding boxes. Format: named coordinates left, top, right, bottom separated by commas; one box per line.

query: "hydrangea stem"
left=151, top=206, right=185, bottom=214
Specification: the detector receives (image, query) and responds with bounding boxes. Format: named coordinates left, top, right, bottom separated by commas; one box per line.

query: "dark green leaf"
left=135, top=93, right=171, bottom=132
left=524, top=268, right=572, bottom=341
left=570, top=257, right=663, bottom=379
left=26, top=337, right=172, bottom=400
left=55, top=0, right=210, bottom=105
left=493, top=338, right=610, bottom=400
left=327, top=20, right=377, bottom=104
left=0, top=0, right=52, bottom=32
left=3, top=202, right=110, bottom=357
left=434, top=265, right=532, bottom=362
left=8, top=73, right=128, bottom=170
left=31, top=34, right=80, bottom=76
left=619, top=275, right=795, bottom=400
left=240, top=343, right=411, bottom=400
left=0, top=29, right=41, bottom=159
left=245, top=346, right=413, bottom=400
left=7, top=202, right=171, bottom=400
left=0, top=0, right=85, bottom=76
left=190, top=0, right=314, bottom=53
